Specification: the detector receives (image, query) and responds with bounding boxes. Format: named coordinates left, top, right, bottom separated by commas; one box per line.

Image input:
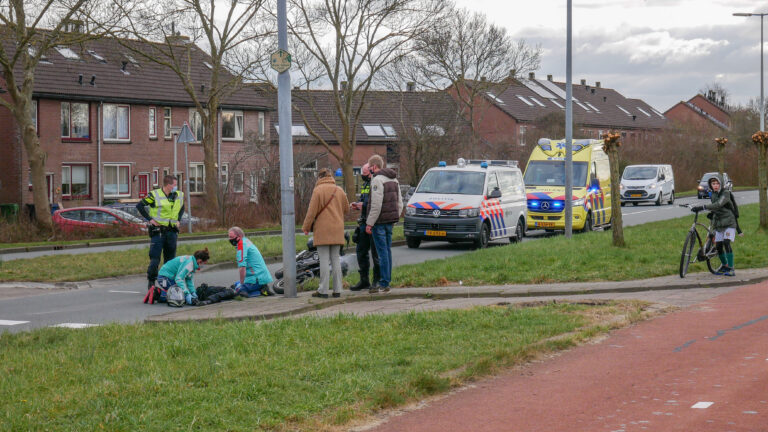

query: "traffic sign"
left=270, top=49, right=292, bottom=73
left=177, top=122, right=196, bottom=144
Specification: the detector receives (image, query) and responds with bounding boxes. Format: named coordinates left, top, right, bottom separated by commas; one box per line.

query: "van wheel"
left=406, top=237, right=421, bottom=249
left=510, top=219, right=524, bottom=243
left=474, top=223, right=490, bottom=249
left=580, top=213, right=593, bottom=233
left=668, top=191, right=675, bottom=205
left=655, top=194, right=662, bottom=206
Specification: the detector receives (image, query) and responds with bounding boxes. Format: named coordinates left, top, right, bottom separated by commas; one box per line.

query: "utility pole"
left=564, top=0, right=573, bottom=238
left=276, top=0, right=297, bottom=297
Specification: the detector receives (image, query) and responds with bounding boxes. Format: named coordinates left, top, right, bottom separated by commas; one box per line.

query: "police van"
left=403, top=158, right=527, bottom=249
left=524, top=138, right=612, bottom=232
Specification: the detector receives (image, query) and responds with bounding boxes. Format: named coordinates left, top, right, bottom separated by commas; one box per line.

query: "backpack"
left=728, top=192, right=740, bottom=219
left=167, top=285, right=185, bottom=307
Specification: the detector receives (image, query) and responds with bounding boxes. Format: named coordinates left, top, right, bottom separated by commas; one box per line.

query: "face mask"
left=171, top=186, right=178, bottom=193
left=362, top=175, right=371, bottom=182
left=229, top=238, right=239, bottom=247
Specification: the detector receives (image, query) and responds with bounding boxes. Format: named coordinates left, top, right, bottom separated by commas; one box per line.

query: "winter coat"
left=302, top=176, right=350, bottom=245
left=366, top=168, right=404, bottom=226
left=705, top=176, right=738, bottom=231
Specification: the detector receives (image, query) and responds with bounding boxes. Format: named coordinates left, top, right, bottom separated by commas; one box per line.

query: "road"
left=0, top=190, right=757, bottom=333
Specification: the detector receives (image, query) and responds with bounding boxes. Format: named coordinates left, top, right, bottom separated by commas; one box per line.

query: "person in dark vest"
left=137, top=175, right=184, bottom=291
left=350, top=163, right=380, bottom=291
left=365, top=155, right=403, bottom=294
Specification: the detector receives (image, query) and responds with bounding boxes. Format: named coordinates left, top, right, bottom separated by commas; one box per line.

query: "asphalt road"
left=0, top=190, right=757, bottom=333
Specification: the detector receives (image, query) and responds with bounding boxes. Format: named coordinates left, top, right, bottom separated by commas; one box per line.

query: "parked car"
left=104, top=201, right=212, bottom=227
left=697, top=172, right=732, bottom=199
left=53, top=206, right=147, bottom=235
left=619, top=164, right=675, bottom=206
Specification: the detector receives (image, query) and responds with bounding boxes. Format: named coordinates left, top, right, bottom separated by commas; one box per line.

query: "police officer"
left=349, top=163, right=380, bottom=291
left=137, top=175, right=185, bottom=291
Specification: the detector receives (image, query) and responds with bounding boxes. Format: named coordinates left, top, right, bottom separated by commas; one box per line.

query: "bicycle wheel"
left=679, top=230, right=702, bottom=278
left=703, top=234, right=718, bottom=274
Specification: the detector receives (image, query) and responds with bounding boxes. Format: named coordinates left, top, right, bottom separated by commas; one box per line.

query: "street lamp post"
left=734, top=12, right=768, bottom=131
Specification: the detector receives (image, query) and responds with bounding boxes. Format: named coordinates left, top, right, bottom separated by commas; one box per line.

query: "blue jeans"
left=237, top=282, right=269, bottom=298
left=371, top=224, right=393, bottom=287
left=147, top=230, right=178, bottom=283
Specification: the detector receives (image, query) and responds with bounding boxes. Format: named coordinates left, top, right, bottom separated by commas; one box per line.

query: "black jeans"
left=356, top=224, right=380, bottom=283
left=147, top=229, right=178, bottom=283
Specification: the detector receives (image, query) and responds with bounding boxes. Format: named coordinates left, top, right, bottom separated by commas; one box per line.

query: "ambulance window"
left=486, top=172, right=499, bottom=195
left=597, top=159, right=610, bottom=180
left=590, top=162, right=597, bottom=184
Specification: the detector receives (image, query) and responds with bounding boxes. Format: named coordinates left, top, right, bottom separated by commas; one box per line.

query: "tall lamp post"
left=734, top=12, right=768, bottom=131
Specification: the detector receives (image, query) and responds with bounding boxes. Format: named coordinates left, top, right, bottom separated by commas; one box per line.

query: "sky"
left=453, top=0, right=768, bottom=112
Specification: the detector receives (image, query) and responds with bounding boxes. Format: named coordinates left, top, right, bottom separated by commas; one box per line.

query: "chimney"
left=63, top=19, right=84, bottom=33
left=590, top=88, right=595, bottom=94
left=547, top=74, right=553, bottom=81
left=165, top=34, right=190, bottom=45
left=595, top=81, right=601, bottom=88
left=90, top=75, right=96, bottom=86
left=508, top=69, right=516, bottom=78
left=632, top=115, right=637, bottom=121
left=580, top=79, right=586, bottom=86
left=406, top=81, right=415, bottom=92
left=480, top=76, right=486, bottom=81
left=603, top=96, right=607, bottom=102
left=340, top=81, right=347, bottom=91
left=528, top=72, right=535, bottom=80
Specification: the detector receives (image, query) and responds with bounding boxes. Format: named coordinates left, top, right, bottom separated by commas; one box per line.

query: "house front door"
left=138, top=173, right=150, bottom=199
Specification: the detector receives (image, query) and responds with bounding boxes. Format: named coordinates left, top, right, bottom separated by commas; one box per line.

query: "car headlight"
left=620, top=183, right=625, bottom=190
left=459, top=208, right=480, bottom=217
left=572, top=198, right=584, bottom=206
left=647, top=183, right=657, bottom=189
left=405, top=207, right=416, bottom=216
left=698, top=185, right=704, bottom=190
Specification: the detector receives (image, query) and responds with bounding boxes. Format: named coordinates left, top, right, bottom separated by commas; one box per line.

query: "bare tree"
left=398, top=7, right=541, bottom=158
left=602, top=132, right=625, bottom=247
left=0, top=0, right=118, bottom=229
left=111, top=0, right=272, bottom=223
left=263, top=0, right=444, bottom=198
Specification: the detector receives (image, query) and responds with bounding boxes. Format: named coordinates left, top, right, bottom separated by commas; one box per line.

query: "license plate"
left=536, top=222, right=555, bottom=228
left=425, top=230, right=446, bottom=236
left=630, top=194, right=641, bottom=198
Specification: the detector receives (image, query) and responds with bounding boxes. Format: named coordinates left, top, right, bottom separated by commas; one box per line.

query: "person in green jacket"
left=691, top=176, right=737, bottom=276
left=156, top=248, right=210, bottom=304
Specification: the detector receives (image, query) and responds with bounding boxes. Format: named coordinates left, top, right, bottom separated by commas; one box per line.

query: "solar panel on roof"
left=535, top=79, right=580, bottom=102
left=520, top=78, right=557, bottom=99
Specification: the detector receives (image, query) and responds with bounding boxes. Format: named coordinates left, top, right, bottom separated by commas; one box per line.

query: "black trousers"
left=356, top=225, right=380, bottom=283
left=147, top=230, right=178, bottom=283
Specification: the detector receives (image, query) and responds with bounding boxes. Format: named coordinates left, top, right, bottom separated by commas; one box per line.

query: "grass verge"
left=389, top=203, right=768, bottom=288
left=0, top=301, right=647, bottom=431
left=0, top=226, right=404, bottom=282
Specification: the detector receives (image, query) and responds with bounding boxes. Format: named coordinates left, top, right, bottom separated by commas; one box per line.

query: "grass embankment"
left=0, top=301, right=647, bottom=431
left=0, top=227, right=404, bottom=282
left=390, top=203, right=768, bottom=288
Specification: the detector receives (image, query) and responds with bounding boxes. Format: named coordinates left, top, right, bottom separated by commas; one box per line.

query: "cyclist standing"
left=691, top=175, right=737, bottom=276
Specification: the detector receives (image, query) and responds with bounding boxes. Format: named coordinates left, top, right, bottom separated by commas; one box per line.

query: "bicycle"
left=679, top=204, right=719, bottom=278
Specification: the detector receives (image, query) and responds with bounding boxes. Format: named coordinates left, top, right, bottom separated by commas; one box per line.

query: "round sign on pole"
left=270, top=49, right=292, bottom=73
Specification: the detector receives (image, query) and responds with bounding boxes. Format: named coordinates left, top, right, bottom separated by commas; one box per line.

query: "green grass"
left=0, top=226, right=404, bottom=282
left=390, top=203, right=768, bottom=288
left=0, top=302, right=643, bottom=431
left=675, top=185, right=755, bottom=198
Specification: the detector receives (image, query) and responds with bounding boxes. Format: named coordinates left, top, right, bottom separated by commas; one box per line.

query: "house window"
left=163, top=107, right=172, bottom=139
left=103, top=164, right=130, bottom=197
left=61, top=164, right=90, bottom=199
left=61, top=102, right=89, bottom=139
left=249, top=173, right=258, bottom=203
left=233, top=171, right=244, bottom=193
left=152, top=168, right=159, bottom=186
left=258, top=112, right=265, bottom=139
left=190, top=109, right=204, bottom=142
left=300, top=160, right=317, bottom=172
left=189, top=163, right=205, bottom=193
left=221, top=110, right=244, bottom=140
left=518, top=126, right=527, bottom=147
left=31, top=100, right=38, bottom=132
left=220, top=163, right=229, bottom=190
left=103, top=104, right=130, bottom=141
left=163, top=167, right=170, bottom=179
left=149, top=107, right=157, bottom=138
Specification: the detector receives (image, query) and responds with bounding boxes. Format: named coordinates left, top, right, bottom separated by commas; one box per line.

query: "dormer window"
left=363, top=124, right=397, bottom=137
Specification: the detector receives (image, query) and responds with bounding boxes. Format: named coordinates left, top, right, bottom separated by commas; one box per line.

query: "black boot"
left=350, top=273, right=371, bottom=291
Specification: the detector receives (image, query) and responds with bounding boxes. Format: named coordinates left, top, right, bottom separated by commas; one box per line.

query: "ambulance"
left=523, top=138, right=612, bottom=232
left=403, top=158, right=527, bottom=249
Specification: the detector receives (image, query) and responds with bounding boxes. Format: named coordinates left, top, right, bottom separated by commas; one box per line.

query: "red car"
left=53, top=206, right=147, bottom=235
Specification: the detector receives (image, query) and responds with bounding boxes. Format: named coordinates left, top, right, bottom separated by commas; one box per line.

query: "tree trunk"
left=759, top=143, right=768, bottom=229
left=607, top=148, right=625, bottom=247
left=717, top=146, right=725, bottom=180
left=202, top=110, right=222, bottom=224
left=19, top=105, right=52, bottom=230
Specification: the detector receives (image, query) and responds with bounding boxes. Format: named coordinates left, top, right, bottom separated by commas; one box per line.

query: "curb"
left=144, top=271, right=768, bottom=324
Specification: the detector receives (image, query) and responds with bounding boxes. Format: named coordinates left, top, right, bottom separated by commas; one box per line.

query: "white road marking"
left=0, top=320, right=29, bottom=326
left=692, top=402, right=714, bottom=409
left=109, top=290, right=141, bottom=294
left=53, top=323, right=98, bottom=329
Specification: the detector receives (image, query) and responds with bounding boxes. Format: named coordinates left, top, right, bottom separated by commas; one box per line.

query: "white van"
left=620, top=164, right=675, bottom=206
left=403, top=158, right=527, bottom=249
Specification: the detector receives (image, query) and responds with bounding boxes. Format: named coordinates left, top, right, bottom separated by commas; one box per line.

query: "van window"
left=416, top=170, right=486, bottom=195
left=499, top=171, right=524, bottom=198
left=524, top=161, right=588, bottom=187
left=486, top=172, right=499, bottom=195
left=623, top=166, right=658, bottom=180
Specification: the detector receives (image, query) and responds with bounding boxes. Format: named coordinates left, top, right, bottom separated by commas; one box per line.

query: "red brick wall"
left=688, top=95, right=730, bottom=127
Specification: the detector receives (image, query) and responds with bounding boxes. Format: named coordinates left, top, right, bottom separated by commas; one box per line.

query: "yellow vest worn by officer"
left=146, top=188, right=184, bottom=227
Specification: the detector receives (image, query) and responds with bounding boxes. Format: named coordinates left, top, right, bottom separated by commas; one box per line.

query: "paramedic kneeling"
left=156, top=248, right=209, bottom=305
left=228, top=227, right=274, bottom=297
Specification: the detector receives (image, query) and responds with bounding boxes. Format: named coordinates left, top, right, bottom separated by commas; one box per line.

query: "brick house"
left=664, top=92, right=731, bottom=133
left=447, top=73, right=668, bottom=162
left=0, top=35, right=273, bottom=214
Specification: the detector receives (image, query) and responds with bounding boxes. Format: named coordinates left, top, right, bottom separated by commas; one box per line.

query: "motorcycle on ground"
left=272, top=232, right=350, bottom=294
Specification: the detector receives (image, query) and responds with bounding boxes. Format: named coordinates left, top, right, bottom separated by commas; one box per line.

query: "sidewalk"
left=144, top=268, right=768, bottom=323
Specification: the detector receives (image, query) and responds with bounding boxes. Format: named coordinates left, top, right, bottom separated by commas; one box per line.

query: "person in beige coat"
left=302, top=168, right=350, bottom=298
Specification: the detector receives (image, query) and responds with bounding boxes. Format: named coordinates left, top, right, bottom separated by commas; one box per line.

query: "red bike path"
left=369, top=281, right=768, bottom=432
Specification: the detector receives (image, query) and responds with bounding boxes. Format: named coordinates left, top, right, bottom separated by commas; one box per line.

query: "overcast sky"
left=454, top=0, right=768, bottom=112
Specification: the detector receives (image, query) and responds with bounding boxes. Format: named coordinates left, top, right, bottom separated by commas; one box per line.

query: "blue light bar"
left=480, top=162, right=488, bottom=168
left=528, top=200, right=540, bottom=208
left=553, top=201, right=563, bottom=208
left=438, top=161, right=447, bottom=167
